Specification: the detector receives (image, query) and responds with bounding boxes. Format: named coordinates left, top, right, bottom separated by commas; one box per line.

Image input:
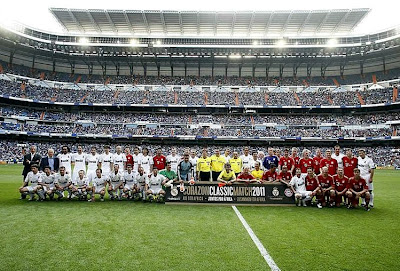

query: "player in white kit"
left=108, top=164, right=124, bottom=200
left=289, top=168, right=312, bottom=207
left=71, top=170, right=91, bottom=200
left=54, top=166, right=72, bottom=200
left=72, top=145, right=86, bottom=181
left=113, top=146, right=127, bottom=173
left=140, top=147, right=153, bottom=174
left=240, top=147, right=253, bottom=170
left=19, top=164, right=43, bottom=201
left=39, top=166, right=56, bottom=200
left=86, top=147, right=100, bottom=182
left=123, top=164, right=137, bottom=199
left=57, top=146, right=72, bottom=175
left=145, top=168, right=166, bottom=202
left=132, top=147, right=142, bottom=172
left=189, top=150, right=198, bottom=181
left=167, top=148, right=180, bottom=173
left=99, top=145, right=113, bottom=176
left=332, top=145, right=345, bottom=169
left=89, top=168, right=108, bottom=202
left=135, top=166, right=148, bottom=200
left=358, top=149, right=376, bottom=207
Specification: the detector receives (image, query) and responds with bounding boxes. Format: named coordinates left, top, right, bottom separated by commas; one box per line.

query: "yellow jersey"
left=229, top=157, right=242, bottom=174
left=251, top=169, right=264, bottom=180
left=210, top=155, right=226, bottom=172
left=197, top=157, right=212, bottom=172
left=218, top=170, right=236, bottom=182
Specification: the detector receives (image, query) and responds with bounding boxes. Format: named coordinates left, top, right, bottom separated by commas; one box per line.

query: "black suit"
left=22, top=152, right=42, bottom=178
left=39, top=156, right=60, bottom=172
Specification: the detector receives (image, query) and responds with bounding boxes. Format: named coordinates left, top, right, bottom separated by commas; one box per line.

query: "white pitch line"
left=232, top=206, right=281, bottom=271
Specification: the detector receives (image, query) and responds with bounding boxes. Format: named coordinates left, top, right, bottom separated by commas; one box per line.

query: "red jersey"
left=237, top=173, right=255, bottom=180
left=278, top=171, right=292, bottom=182
left=312, top=156, right=323, bottom=174
left=305, top=175, right=319, bottom=191
left=279, top=156, right=294, bottom=170
left=153, top=155, right=167, bottom=170
left=342, top=156, right=358, bottom=178
left=299, top=158, right=314, bottom=173
left=348, top=177, right=368, bottom=192
left=320, top=158, right=338, bottom=176
left=291, top=156, right=300, bottom=168
left=317, top=174, right=334, bottom=189
left=333, top=174, right=349, bottom=192
left=126, top=154, right=134, bottom=167
left=262, top=170, right=277, bottom=182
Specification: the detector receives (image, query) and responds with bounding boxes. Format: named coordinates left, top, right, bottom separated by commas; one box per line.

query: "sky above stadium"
left=1, top=0, right=399, bottom=35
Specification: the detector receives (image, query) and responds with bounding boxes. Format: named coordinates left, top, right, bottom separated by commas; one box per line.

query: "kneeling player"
left=40, top=166, right=56, bottom=200
left=123, top=164, right=137, bottom=199
left=134, top=166, right=148, bottom=201
left=90, top=168, right=107, bottom=202
left=108, top=164, right=124, bottom=200
left=316, top=166, right=335, bottom=208
left=304, top=167, right=320, bottom=206
left=289, top=168, right=312, bottom=207
left=19, top=164, right=43, bottom=201
left=72, top=170, right=90, bottom=200
left=346, top=168, right=371, bottom=211
left=54, top=166, right=72, bottom=200
left=145, top=168, right=166, bottom=202
left=333, top=168, right=349, bottom=207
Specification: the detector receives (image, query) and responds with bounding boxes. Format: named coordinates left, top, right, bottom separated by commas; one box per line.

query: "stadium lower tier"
left=1, top=139, right=396, bottom=167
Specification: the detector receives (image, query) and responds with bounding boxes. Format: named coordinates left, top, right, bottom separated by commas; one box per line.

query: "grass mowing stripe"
left=232, top=205, right=280, bottom=271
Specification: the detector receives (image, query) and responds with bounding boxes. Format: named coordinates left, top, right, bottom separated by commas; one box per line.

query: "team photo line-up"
left=20, top=144, right=375, bottom=210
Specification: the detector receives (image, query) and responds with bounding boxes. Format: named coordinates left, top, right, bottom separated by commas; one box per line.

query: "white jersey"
left=57, top=153, right=72, bottom=173
left=92, top=175, right=107, bottom=189
left=167, top=154, right=180, bottom=172
left=109, top=171, right=124, bottom=188
left=72, top=153, right=86, bottom=172
left=332, top=153, right=345, bottom=169
left=289, top=175, right=307, bottom=193
left=113, top=153, right=127, bottom=172
left=54, top=173, right=71, bottom=187
left=358, top=156, right=375, bottom=177
left=25, top=171, right=42, bottom=186
left=189, top=156, right=198, bottom=170
left=140, top=155, right=153, bottom=174
left=240, top=154, right=253, bottom=169
left=146, top=174, right=165, bottom=189
left=99, top=153, right=113, bottom=174
left=40, top=173, right=56, bottom=188
left=73, top=176, right=89, bottom=187
left=132, top=153, right=143, bottom=172
left=136, top=173, right=147, bottom=188
left=86, top=154, right=100, bottom=172
left=250, top=159, right=263, bottom=171
left=222, top=155, right=231, bottom=163
left=124, top=171, right=137, bottom=186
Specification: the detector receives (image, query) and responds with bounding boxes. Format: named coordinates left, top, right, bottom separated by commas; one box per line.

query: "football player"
left=89, top=168, right=107, bottom=202
left=54, top=166, right=72, bottom=200
left=320, top=149, right=338, bottom=176
left=99, top=145, right=113, bottom=176
left=304, top=167, right=320, bottom=206
left=108, top=164, right=124, bottom=200
left=299, top=149, right=314, bottom=176
left=71, top=145, right=86, bottom=181
left=261, top=164, right=278, bottom=183
left=123, top=164, right=137, bottom=199
left=167, top=148, right=180, bottom=173
left=86, top=147, right=100, bottom=184
left=277, top=165, right=292, bottom=186
left=358, top=149, right=375, bottom=208
left=333, top=167, right=349, bottom=207
left=134, top=166, right=148, bottom=201
left=113, top=146, right=127, bottom=173
left=236, top=167, right=256, bottom=184
left=19, top=164, right=43, bottom=201
left=57, top=146, right=72, bottom=175
left=251, top=161, right=264, bottom=181
left=342, top=148, right=358, bottom=179
left=39, top=166, right=56, bottom=200
left=289, top=168, right=311, bottom=207
left=177, top=154, right=194, bottom=182
left=278, top=148, right=295, bottom=173
left=316, top=166, right=335, bottom=208
left=145, top=168, right=166, bottom=202
left=71, top=170, right=90, bottom=201
left=217, top=163, right=236, bottom=184
left=346, top=168, right=371, bottom=211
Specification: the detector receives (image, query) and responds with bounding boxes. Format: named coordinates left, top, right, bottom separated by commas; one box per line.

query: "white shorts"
left=124, top=184, right=135, bottom=190
left=95, top=187, right=105, bottom=194
left=361, top=175, right=373, bottom=191
left=149, top=188, right=163, bottom=194
left=26, top=185, right=38, bottom=193
left=110, top=183, right=122, bottom=190
left=296, top=191, right=313, bottom=199
left=86, top=170, right=96, bottom=182
left=43, top=186, right=56, bottom=193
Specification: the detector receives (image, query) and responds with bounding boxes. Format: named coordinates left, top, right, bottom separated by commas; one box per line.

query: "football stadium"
left=0, top=0, right=400, bottom=270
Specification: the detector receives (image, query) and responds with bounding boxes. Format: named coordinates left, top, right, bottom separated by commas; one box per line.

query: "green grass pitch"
left=0, top=164, right=399, bottom=271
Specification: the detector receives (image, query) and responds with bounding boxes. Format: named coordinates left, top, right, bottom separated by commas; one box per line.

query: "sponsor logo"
left=272, top=187, right=279, bottom=197
left=284, top=188, right=293, bottom=197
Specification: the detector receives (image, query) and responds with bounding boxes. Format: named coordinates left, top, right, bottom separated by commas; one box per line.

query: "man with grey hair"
left=23, top=145, right=42, bottom=179
left=39, top=148, right=59, bottom=173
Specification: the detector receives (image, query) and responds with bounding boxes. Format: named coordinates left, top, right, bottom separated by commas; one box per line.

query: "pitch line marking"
left=232, top=206, right=281, bottom=271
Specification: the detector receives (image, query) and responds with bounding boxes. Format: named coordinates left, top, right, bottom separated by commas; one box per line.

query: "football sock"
left=369, top=191, right=374, bottom=206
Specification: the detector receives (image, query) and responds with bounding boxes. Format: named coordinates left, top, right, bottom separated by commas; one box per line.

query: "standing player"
left=57, top=146, right=72, bottom=175
left=320, top=149, right=338, bottom=176
left=299, top=149, right=314, bottom=176
left=167, top=148, right=180, bottom=173
left=125, top=147, right=134, bottom=169
left=145, top=168, right=166, bottom=202
left=317, top=166, right=335, bottom=208
left=211, top=149, right=226, bottom=182
left=332, top=145, right=345, bottom=169
left=177, top=154, right=193, bottom=182
left=197, top=149, right=212, bottom=182
left=113, top=146, right=127, bottom=173
left=333, top=167, right=349, bottom=207
left=358, top=149, right=375, bottom=208
left=250, top=151, right=259, bottom=171
left=132, top=147, right=142, bottom=172
left=39, top=166, right=56, bottom=200
left=19, top=164, right=43, bottom=201
left=291, top=147, right=301, bottom=175
left=153, top=148, right=167, bottom=171
left=99, top=145, right=113, bottom=176
left=346, top=168, right=371, bottom=211
left=222, top=148, right=231, bottom=162
left=71, top=145, right=86, bottom=181
left=140, top=147, right=153, bottom=174
left=342, top=148, right=358, bottom=179
left=279, top=149, right=295, bottom=174
left=54, top=166, right=72, bottom=200
left=89, top=168, right=107, bottom=202
left=312, top=148, right=323, bottom=175
left=289, top=168, right=310, bottom=207
left=108, top=164, right=124, bottom=200
left=240, top=147, right=253, bottom=170
left=189, top=150, right=198, bottom=180
left=229, top=152, right=243, bottom=175
left=277, top=165, right=292, bottom=186
left=86, top=147, right=100, bottom=184
left=263, top=147, right=279, bottom=170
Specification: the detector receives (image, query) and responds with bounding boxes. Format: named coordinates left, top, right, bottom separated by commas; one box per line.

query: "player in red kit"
left=342, top=148, right=358, bottom=178
left=305, top=167, right=320, bottom=206
left=317, top=166, right=335, bottom=208
left=278, top=149, right=295, bottom=173
left=291, top=147, right=300, bottom=175
left=320, top=149, right=338, bottom=176
left=125, top=147, right=134, bottom=169
left=312, top=148, right=323, bottom=175
left=299, top=149, right=314, bottom=175
left=333, top=167, right=349, bottom=207
left=346, top=168, right=371, bottom=211
left=153, top=148, right=167, bottom=170
left=262, top=164, right=278, bottom=183
left=277, top=165, right=292, bottom=185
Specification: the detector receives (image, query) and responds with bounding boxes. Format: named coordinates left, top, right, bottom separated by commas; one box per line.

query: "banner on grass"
left=165, top=182, right=295, bottom=204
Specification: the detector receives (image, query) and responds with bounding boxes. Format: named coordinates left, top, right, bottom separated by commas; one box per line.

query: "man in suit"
left=21, top=145, right=42, bottom=199
left=40, top=148, right=59, bottom=173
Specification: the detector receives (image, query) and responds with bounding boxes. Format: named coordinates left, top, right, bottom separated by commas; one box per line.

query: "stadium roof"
left=49, top=8, right=370, bottom=37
